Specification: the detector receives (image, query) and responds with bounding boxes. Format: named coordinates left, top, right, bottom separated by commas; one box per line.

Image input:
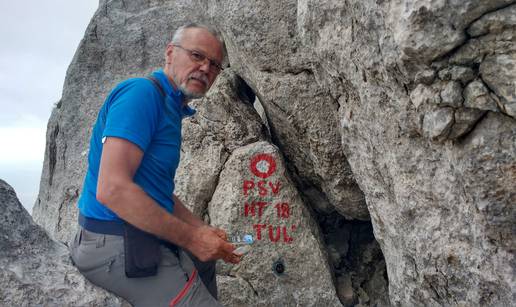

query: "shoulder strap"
left=146, top=75, right=176, bottom=117
left=145, top=75, right=166, bottom=98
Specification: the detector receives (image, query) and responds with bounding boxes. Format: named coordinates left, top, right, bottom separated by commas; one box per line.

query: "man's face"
left=164, top=28, right=223, bottom=100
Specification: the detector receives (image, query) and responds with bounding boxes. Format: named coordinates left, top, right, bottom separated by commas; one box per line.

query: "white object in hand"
left=230, top=234, right=254, bottom=255
left=233, top=244, right=252, bottom=255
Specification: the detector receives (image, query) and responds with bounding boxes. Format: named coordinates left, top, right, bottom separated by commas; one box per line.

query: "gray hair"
left=171, top=23, right=226, bottom=62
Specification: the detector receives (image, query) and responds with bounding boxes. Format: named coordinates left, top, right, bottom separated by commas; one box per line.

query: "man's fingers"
left=222, top=241, right=242, bottom=264
left=221, top=241, right=236, bottom=253
left=213, top=228, right=227, bottom=241
left=223, top=253, right=241, bottom=264
left=190, top=226, right=241, bottom=262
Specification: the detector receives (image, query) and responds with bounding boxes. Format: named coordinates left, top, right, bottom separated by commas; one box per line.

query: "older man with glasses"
left=70, top=23, right=240, bottom=307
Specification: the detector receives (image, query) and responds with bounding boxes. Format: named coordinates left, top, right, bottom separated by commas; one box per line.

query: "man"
left=70, top=24, right=240, bottom=306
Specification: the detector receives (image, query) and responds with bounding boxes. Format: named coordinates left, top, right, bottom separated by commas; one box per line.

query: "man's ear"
left=165, top=43, right=174, bottom=64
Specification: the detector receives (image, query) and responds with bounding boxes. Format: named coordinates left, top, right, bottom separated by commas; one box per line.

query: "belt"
left=79, top=213, right=125, bottom=236
left=78, top=213, right=179, bottom=252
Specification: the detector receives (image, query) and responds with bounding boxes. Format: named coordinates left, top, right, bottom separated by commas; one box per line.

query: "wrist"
left=164, top=216, right=196, bottom=249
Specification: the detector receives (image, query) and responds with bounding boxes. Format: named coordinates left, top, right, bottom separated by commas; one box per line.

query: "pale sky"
left=0, top=1, right=98, bottom=212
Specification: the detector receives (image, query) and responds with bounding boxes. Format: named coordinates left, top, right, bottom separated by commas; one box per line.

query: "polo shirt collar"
left=152, top=69, right=196, bottom=118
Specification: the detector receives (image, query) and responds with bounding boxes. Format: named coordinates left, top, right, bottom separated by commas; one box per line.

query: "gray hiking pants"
left=70, top=227, right=223, bottom=307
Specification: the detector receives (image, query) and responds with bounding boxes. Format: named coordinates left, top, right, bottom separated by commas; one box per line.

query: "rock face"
left=294, top=1, right=516, bottom=305
left=0, top=179, right=124, bottom=306
left=174, top=71, right=267, bottom=219
left=210, top=141, right=340, bottom=306
left=32, top=0, right=515, bottom=306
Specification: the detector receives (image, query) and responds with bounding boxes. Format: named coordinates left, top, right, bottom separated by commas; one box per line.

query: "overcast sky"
left=0, top=1, right=98, bottom=212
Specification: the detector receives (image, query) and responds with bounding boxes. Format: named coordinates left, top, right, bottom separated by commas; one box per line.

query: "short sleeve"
left=102, top=79, right=162, bottom=151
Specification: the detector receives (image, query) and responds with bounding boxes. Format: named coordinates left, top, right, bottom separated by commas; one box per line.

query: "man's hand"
left=186, top=226, right=241, bottom=264
left=211, top=227, right=228, bottom=241
left=209, top=227, right=242, bottom=263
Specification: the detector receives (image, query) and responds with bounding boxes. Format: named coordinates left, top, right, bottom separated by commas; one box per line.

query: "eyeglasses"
left=173, top=44, right=224, bottom=73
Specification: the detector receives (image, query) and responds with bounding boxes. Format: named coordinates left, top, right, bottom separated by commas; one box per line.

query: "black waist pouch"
left=123, top=222, right=161, bottom=278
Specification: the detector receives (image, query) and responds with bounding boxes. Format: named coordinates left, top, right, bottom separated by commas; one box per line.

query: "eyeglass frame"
left=172, top=44, right=224, bottom=73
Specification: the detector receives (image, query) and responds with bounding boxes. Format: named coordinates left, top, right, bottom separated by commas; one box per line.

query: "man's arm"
left=172, top=194, right=229, bottom=242
left=96, top=137, right=238, bottom=263
left=172, top=195, right=205, bottom=228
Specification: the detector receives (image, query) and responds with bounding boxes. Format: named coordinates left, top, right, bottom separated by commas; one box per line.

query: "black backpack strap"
left=145, top=75, right=166, bottom=98
left=145, top=75, right=177, bottom=117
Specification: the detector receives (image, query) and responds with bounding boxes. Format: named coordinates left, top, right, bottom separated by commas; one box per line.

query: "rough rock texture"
left=174, top=71, right=266, bottom=218
left=206, top=0, right=369, bottom=220
left=210, top=141, right=340, bottom=306
left=0, top=179, right=125, bottom=306
left=32, top=0, right=515, bottom=306
left=295, top=1, right=516, bottom=305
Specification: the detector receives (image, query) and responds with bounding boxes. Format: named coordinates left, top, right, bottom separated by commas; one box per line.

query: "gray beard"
left=174, top=76, right=205, bottom=100
left=180, top=85, right=204, bottom=100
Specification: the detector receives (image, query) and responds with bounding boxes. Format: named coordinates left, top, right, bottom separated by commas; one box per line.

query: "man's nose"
left=198, top=60, right=211, bottom=73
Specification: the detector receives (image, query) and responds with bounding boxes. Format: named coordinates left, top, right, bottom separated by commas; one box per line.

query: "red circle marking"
left=250, top=153, right=277, bottom=178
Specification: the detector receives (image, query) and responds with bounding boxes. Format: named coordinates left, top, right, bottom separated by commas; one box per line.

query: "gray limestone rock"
left=422, top=107, right=455, bottom=141
left=464, top=79, right=500, bottom=112
left=504, top=102, right=516, bottom=117
left=217, top=275, right=259, bottom=307
left=448, top=108, right=486, bottom=140
left=0, top=179, right=125, bottom=306
left=410, top=84, right=440, bottom=109
left=468, top=3, right=516, bottom=37
left=439, top=81, right=464, bottom=108
left=480, top=53, right=516, bottom=116
left=451, top=4, right=516, bottom=67
left=208, top=141, right=341, bottom=307
left=174, top=70, right=266, bottom=217
left=297, top=1, right=515, bottom=305
left=387, top=0, right=515, bottom=66
left=336, top=275, right=354, bottom=306
left=414, top=69, right=436, bottom=85
left=207, top=0, right=369, bottom=221
left=438, top=66, right=476, bottom=84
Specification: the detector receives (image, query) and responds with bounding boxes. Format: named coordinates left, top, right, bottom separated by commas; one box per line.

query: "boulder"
left=174, top=70, right=266, bottom=218
left=0, top=179, right=125, bottom=306
left=295, top=0, right=515, bottom=305
left=208, top=141, right=341, bottom=306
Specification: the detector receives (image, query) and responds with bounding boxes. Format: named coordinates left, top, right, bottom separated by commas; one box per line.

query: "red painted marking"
left=284, top=226, right=294, bottom=243
left=243, top=180, right=254, bottom=195
left=254, top=224, right=297, bottom=243
left=256, top=201, right=268, bottom=217
left=269, top=225, right=281, bottom=242
left=269, top=181, right=281, bottom=195
left=258, top=181, right=268, bottom=196
left=253, top=224, right=267, bottom=240
left=244, top=202, right=255, bottom=217
left=250, top=153, right=277, bottom=178
left=245, top=202, right=269, bottom=218
left=274, top=202, right=290, bottom=219
left=242, top=179, right=282, bottom=196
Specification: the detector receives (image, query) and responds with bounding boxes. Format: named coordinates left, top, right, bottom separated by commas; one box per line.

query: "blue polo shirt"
left=77, top=70, right=195, bottom=221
